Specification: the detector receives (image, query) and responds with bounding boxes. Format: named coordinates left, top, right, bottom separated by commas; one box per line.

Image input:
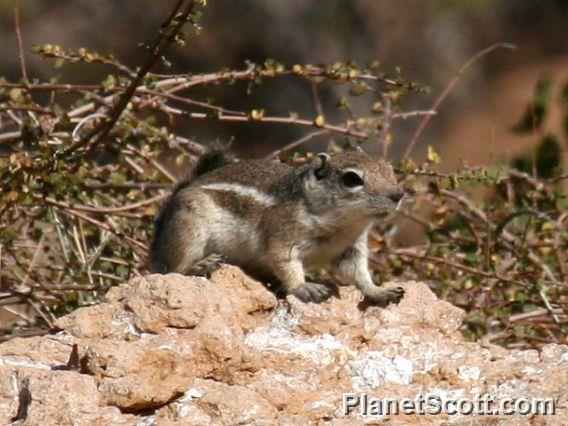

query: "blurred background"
left=1, top=0, right=567, bottom=164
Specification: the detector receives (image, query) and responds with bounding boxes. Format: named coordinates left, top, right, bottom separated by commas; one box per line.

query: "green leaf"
left=560, top=80, right=568, bottom=107
left=561, top=81, right=568, bottom=141
left=348, top=82, right=368, bottom=96
left=512, top=76, right=552, bottom=133
left=536, top=135, right=562, bottom=178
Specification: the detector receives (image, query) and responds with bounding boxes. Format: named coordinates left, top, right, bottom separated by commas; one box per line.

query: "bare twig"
left=161, top=104, right=370, bottom=139
left=510, top=308, right=565, bottom=323
left=0, top=328, right=49, bottom=343
left=44, top=201, right=147, bottom=250
left=265, top=129, right=330, bottom=160
left=379, top=94, right=392, bottom=158
left=20, top=234, right=46, bottom=290
left=404, top=42, right=516, bottom=157
left=13, top=2, right=28, bottom=81
left=0, top=105, right=54, bottom=116
left=41, top=194, right=167, bottom=215
left=386, top=248, right=515, bottom=283
left=311, top=82, right=324, bottom=118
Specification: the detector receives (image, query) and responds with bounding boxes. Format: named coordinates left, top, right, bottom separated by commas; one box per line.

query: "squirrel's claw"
left=364, top=286, right=405, bottom=307
left=188, top=253, right=226, bottom=277
left=290, top=282, right=335, bottom=303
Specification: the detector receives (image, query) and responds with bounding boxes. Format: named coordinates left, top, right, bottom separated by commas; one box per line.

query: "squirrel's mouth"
left=373, top=200, right=401, bottom=218
left=370, top=191, right=404, bottom=217
left=375, top=210, right=392, bottom=218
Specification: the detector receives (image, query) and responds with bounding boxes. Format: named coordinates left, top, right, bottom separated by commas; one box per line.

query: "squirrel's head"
left=300, top=151, right=403, bottom=222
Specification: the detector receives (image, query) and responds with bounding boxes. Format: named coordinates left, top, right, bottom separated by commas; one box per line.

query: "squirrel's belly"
left=206, top=215, right=263, bottom=264
left=301, top=234, right=358, bottom=267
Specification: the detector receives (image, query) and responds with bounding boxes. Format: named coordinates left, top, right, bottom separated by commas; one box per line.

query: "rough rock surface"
left=0, top=265, right=566, bottom=425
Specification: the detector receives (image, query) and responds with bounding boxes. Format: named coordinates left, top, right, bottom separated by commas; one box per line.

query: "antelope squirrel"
left=149, top=149, right=405, bottom=305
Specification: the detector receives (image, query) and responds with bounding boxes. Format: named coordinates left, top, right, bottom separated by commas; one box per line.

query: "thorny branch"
left=0, top=5, right=564, bottom=351
left=68, top=0, right=200, bottom=157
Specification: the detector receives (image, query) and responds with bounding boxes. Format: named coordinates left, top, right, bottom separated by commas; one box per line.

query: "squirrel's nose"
left=388, top=189, right=404, bottom=203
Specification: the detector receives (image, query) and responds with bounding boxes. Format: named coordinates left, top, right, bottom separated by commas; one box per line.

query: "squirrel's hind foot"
left=188, top=253, right=226, bottom=277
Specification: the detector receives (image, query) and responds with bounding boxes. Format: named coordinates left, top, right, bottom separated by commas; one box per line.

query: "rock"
left=81, top=338, right=194, bottom=410
left=0, top=367, right=133, bottom=425
left=156, top=378, right=278, bottom=425
left=0, top=335, right=73, bottom=368
left=0, top=265, right=566, bottom=424
left=53, top=303, right=123, bottom=339
left=104, top=268, right=276, bottom=333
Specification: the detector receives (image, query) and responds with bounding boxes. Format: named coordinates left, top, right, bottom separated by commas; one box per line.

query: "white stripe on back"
left=200, top=183, right=276, bottom=206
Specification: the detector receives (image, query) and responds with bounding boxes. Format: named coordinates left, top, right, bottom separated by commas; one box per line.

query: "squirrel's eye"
left=341, top=170, right=364, bottom=188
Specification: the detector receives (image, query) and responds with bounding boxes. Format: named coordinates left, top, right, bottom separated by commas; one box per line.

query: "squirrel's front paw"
left=365, top=286, right=405, bottom=307
left=290, top=282, right=334, bottom=303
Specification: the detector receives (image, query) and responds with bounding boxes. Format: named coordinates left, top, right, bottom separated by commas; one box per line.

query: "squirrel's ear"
left=311, top=152, right=331, bottom=180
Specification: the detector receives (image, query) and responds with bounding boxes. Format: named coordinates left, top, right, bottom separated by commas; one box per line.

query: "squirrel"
left=149, top=148, right=405, bottom=306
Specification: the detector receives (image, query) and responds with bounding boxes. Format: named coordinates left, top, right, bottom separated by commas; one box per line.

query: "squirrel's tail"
left=174, top=147, right=233, bottom=194
left=191, top=148, right=233, bottom=179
